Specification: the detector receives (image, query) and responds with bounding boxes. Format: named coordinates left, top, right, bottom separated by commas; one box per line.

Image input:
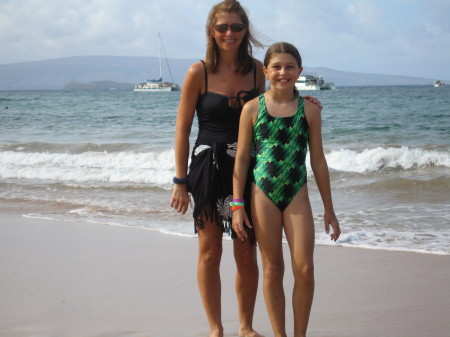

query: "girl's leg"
left=252, top=184, right=287, bottom=337
left=197, top=220, right=224, bottom=337
left=283, top=186, right=315, bottom=337
left=233, top=235, right=260, bottom=337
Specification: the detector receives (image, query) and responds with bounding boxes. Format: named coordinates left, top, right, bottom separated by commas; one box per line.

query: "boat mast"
left=157, top=32, right=163, bottom=80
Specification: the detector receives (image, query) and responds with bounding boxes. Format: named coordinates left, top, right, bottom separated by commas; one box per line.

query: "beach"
left=1, top=86, right=449, bottom=336
left=1, top=213, right=449, bottom=337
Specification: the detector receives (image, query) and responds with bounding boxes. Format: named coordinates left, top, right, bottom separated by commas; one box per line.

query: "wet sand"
left=0, top=214, right=449, bottom=337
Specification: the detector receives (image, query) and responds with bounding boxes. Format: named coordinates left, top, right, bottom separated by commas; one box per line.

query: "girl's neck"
left=266, top=88, right=297, bottom=103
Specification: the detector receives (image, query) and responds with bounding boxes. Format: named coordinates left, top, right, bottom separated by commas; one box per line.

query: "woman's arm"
left=170, top=62, right=203, bottom=214
left=305, top=100, right=340, bottom=241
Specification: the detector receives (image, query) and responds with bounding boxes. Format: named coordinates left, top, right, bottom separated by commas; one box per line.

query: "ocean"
left=1, top=86, right=449, bottom=255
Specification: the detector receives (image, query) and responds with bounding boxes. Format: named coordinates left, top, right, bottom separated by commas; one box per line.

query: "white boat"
left=295, top=75, right=320, bottom=91
left=434, top=80, right=445, bottom=87
left=134, top=33, right=180, bottom=92
left=295, top=74, right=335, bottom=91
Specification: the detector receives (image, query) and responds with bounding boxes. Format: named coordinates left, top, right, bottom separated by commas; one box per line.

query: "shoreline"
left=19, top=211, right=450, bottom=256
left=1, top=214, right=449, bottom=337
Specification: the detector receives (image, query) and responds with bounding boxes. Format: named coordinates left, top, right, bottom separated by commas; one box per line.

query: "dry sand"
left=1, top=214, right=449, bottom=337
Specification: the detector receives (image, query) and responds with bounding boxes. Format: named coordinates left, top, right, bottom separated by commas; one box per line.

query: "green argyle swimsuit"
left=253, top=94, right=309, bottom=211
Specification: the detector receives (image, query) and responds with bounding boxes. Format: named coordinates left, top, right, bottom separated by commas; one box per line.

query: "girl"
left=232, top=42, right=340, bottom=337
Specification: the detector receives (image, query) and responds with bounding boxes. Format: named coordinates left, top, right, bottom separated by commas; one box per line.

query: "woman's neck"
left=218, top=50, right=240, bottom=71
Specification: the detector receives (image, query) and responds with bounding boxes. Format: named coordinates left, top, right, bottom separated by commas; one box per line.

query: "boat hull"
left=133, top=86, right=179, bottom=92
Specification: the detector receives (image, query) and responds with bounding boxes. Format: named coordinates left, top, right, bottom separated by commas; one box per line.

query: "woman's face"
left=212, top=11, right=247, bottom=52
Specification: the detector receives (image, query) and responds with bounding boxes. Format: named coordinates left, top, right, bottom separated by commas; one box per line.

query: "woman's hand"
left=170, top=183, right=190, bottom=214
left=324, top=210, right=340, bottom=242
left=303, top=95, right=323, bottom=110
left=232, top=208, right=252, bottom=242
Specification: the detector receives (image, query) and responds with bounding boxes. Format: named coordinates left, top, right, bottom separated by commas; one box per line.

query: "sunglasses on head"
left=214, top=23, right=247, bottom=33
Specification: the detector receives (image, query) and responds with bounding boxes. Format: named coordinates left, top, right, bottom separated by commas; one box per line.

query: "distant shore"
left=0, top=55, right=442, bottom=90
left=1, top=213, right=449, bottom=337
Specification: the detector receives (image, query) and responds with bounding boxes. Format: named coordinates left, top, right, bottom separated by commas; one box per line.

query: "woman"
left=170, top=1, right=321, bottom=336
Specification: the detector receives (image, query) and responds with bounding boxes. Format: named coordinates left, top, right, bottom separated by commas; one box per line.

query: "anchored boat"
left=134, top=33, right=180, bottom=92
left=295, top=74, right=335, bottom=91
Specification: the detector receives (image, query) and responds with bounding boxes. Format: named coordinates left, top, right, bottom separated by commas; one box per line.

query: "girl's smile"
left=264, top=53, right=303, bottom=90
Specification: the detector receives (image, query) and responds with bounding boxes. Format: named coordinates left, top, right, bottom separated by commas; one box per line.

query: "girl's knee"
left=263, top=259, right=285, bottom=285
left=293, top=261, right=314, bottom=284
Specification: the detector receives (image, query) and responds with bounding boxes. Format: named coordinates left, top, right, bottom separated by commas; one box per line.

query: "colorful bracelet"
left=232, top=198, right=245, bottom=202
left=229, top=201, right=245, bottom=207
left=231, top=205, right=245, bottom=211
left=173, top=176, right=188, bottom=184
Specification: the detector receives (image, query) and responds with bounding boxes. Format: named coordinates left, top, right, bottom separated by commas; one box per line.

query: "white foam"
left=0, top=149, right=176, bottom=187
left=325, top=146, right=450, bottom=173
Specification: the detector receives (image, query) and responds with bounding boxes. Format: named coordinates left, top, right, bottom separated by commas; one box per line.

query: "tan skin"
left=170, top=10, right=323, bottom=337
left=171, top=11, right=265, bottom=337
left=232, top=53, right=340, bottom=337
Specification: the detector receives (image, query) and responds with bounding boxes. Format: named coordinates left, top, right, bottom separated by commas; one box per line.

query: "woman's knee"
left=198, top=244, right=222, bottom=267
left=234, top=245, right=257, bottom=271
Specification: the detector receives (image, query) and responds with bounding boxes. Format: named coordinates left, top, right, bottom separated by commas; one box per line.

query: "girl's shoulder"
left=303, top=97, right=322, bottom=126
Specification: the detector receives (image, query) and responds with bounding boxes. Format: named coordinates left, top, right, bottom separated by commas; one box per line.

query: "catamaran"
left=134, top=33, right=180, bottom=92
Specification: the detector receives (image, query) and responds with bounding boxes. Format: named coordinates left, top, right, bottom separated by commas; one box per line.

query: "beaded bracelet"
left=173, top=176, right=188, bottom=184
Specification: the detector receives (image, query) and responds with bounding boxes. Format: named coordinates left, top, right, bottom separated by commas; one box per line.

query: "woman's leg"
left=283, top=186, right=315, bottom=337
left=233, top=234, right=260, bottom=337
left=197, top=220, right=224, bottom=337
left=252, top=184, right=287, bottom=337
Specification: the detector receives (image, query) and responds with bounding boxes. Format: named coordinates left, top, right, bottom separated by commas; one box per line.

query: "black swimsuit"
left=187, top=60, right=258, bottom=243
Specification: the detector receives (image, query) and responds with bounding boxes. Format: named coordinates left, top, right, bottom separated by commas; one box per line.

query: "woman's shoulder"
left=183, top=60, right=206, bottom=86
left=186, top=60, right=206, bottom=76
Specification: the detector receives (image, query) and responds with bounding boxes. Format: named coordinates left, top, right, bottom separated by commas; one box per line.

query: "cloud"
left=0, top=0, right=449, bottom=80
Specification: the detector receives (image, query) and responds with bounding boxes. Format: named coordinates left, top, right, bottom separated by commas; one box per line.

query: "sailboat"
left=134, top=33, right=180, bottom=92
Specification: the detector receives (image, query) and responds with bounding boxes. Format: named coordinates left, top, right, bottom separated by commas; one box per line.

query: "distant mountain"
left=0, top=56, right=438, bottom=90
left=64, top=80, right=135, bottom=90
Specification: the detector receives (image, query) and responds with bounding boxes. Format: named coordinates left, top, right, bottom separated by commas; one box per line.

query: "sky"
left=1, top=0, right=449, bottom=80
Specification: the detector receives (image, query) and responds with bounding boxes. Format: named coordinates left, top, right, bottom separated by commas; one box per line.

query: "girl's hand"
left=324, top=210, right=340, bottom=241
left=232, top=208, right=251, bottom=242
left=304, top=95, right=323, bottom=110
left=170, top=183, right=189, bottom=214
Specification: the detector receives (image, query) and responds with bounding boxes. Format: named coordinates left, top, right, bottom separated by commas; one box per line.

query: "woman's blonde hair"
left=205, top=0, right=264, bottom=74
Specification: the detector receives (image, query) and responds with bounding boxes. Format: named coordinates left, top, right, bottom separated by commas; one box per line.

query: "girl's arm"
left=232, top=98, right=258, bottom=241
left=170, top=62, right=203, bottom=214
left=305, top=100, right=341, bottom=241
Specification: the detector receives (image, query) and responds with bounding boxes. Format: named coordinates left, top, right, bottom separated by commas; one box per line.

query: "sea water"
left=1, top=86, right=449, bottom=255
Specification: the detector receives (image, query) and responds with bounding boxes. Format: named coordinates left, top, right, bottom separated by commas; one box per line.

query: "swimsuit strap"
left=200, top=60, right=208, bottom=94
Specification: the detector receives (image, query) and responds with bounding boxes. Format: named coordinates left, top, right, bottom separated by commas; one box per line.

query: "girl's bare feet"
left=239, top=329, right=264, bottom=337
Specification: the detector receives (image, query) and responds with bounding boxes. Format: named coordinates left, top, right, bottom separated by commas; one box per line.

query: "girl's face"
left=212, top=11, right=247, bottom=52
left=264, top=53, right=302, bottom=91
